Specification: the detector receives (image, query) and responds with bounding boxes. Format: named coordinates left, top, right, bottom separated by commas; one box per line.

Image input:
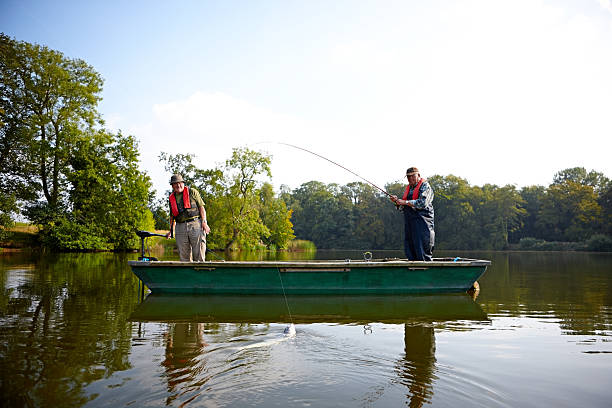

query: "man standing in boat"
left=165, top=174, right=211, bottom=262
left=389, top=167, right=435, bottom=261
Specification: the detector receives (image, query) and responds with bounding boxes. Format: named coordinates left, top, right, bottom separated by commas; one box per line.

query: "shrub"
left=519, top=237, right=544, bottom=250
left=287, top=239, right=317, bottom=252
left=585, top=234, right=612, bottom=252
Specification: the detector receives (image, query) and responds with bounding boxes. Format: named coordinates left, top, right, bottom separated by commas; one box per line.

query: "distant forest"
left=281, top=167, right=612, bottom=251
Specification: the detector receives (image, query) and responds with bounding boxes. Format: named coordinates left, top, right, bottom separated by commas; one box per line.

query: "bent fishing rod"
left=273, top=142, right=393, bottom=198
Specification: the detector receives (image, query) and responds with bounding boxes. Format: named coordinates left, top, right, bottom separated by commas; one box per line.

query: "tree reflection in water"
left=396, top=324, right=437, bottom=408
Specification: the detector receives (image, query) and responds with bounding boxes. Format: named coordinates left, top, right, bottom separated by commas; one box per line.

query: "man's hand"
left=202, top=221, right=211, bottom=234
left=390, top=194, right=400, bottom=205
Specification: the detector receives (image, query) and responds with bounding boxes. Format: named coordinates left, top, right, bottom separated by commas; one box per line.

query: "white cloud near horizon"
left=108, top=0, right=612, bottom=198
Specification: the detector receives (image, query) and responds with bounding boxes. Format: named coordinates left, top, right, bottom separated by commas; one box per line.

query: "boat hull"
left=128, top=258, right=490, bottom=295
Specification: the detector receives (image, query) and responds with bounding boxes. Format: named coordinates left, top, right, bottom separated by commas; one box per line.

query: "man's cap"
left=170, top=174, right=184, bottom=185
left=406, top=167, right=419, bottom=176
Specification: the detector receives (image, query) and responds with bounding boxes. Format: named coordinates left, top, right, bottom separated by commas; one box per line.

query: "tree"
left=258, top=183, right=295, bottom=249
left=341, top=182, right=387, bottom=249
left=428, top=175, right=479, bottom=249
left=28, top=131, right=154, bottom=250
left=477, top=184, right=525, bottom=249
left=599, top=185, right=612, bottom=236
left=288, top=181, right=341, bottom=248
left=553, top=167, right=610, bottom=195
left=0, top=33, right=103, bottom=209
left=537, top=180, right=601, bottom=242
left=220, top=147, right=272, bottom=250
left=159, top=148, right=293, bottom=251
left=517, top=185, right=546, bottom=240
left=159, top=152, right=224, bottom=199
left=2, top=35, right=154, bottom=250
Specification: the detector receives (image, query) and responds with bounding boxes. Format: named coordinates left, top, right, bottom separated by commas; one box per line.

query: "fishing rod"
left=274, top=142, right=393, bottom=198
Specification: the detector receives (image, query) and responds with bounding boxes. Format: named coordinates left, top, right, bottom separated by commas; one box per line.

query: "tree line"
left=281, top=168, right=611, bottom=251
left=2, top=35, right=611, bottom=252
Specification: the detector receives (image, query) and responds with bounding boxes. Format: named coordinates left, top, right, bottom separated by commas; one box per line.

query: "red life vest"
left=169, top=186, right=192, bottom=217
left=402, top=178, right=425, bottom=201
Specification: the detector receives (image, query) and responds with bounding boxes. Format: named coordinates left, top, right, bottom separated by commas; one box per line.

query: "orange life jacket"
left=169, top=186, right=192, bottom=217
left=402, top=178, right=425, bottom=201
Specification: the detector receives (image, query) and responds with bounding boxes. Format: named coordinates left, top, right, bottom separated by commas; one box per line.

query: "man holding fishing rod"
left=165, top=174, right=211, bottom=262
left=389, top=167, right=435, bottom=261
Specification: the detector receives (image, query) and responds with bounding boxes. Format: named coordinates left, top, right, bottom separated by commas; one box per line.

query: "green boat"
left=129, top=293, right=489, bottom=324
left=128, top=257, right=489, bottom=295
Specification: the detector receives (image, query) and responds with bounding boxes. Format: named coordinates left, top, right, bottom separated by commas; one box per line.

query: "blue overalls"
left=402, top=182, right=435, bottom=261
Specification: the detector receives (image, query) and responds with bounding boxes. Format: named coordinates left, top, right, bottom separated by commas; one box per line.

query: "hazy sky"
left=2, top=0, right=612, bottom=197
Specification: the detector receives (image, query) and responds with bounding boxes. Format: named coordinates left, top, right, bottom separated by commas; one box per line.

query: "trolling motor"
left=136, top=230, right=166, bottom=261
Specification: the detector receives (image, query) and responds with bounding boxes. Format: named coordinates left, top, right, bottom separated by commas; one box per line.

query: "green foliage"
left=39, top=217, right=109, bottom=251
left=516, top=185, right=546, bottom=240
left=537, top=180, right=601, bottom=242
left=258, top=183, right=295, bottom=249
left=518, top=237, right=585, bottom=251
left=2, top=36, right=153, bottom=251
left=159, top=148, right=294, bottom=251
left=286, top=239, right=317, bottom=251
left=599, top=185, right=612, bottom=236
left=585, top=234, right=612, bottom=252
left=0, top=193, right=16, bottom=241
left=149, top=197, right=170, bottom=230
left=553, top=167, right=610, bottom=194
left=0, top=33, right=103, bottom=210
left=519, top=237, right=544, bottom=250
left=283, top=168, right=608, bottom=251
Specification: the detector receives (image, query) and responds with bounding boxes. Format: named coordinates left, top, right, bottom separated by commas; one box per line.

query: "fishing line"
left=276, top=266, right=294, bottom=324
left=258, top=142, right=392, bottom=198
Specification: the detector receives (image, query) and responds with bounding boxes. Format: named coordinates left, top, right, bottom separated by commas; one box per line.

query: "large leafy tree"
left=160, top=148, right=293, bottom=250
left=0, top=33, right=103, bottom=208
left=219, top=147, right=272, bottom=250
left=1, top=35, right=153, bottom=250
left=599, top=185, right=612, bottom=236
left=477, top=184, right=525, bottom=249
left=67, top=131, right=154, bottom=250
left=553, top=167, right=610, bottom=195
left=537, top=180, right=601, bottom=242
left=517, top=185, right=546, bottom=240
left=428, top=175, right=479, bottom=249
left=258, top=183, right=295, bottom=249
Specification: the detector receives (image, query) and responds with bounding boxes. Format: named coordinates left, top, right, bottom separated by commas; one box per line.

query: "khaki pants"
left=175, top=219, right=206, bottom=262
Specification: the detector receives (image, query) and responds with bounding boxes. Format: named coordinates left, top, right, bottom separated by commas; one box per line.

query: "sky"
left=2, top=0, right=612, bottom=198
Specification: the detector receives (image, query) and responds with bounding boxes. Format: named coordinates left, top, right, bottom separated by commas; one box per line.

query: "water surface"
left=0, top=250, right=610, bottom=407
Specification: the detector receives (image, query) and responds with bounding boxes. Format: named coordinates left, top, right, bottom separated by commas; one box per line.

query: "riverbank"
left=2, top=224, right=610, bottom=253
left=0, top=224, right=38, bottom=249
left=0, top=225, right=318, bottom=254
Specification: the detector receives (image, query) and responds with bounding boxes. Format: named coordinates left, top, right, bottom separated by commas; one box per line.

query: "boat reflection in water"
left=130, top=294, right=488, bottom=407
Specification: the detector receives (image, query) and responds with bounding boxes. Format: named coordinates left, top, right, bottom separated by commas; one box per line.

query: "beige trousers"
left=175, top=219, right=206, bottom=262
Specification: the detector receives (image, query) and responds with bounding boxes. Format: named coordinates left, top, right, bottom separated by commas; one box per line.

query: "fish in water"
left=235, top=324, right=296, bottom=351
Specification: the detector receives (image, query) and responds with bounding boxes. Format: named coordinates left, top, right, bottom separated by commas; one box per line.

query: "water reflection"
left=0, top=252, right=140, bottom=407
left=396, top=325, right=437, bottom=408
left=1, top=251, right=611, bottom=407
left=130, top=293, right=488, bottom=324
left=162, top=323, right=208, bottom=405
left=131, top=293, right=487, bottom=406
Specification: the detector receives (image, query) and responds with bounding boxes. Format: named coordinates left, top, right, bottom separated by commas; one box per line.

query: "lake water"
left=0, top=250, right=611, bottom=407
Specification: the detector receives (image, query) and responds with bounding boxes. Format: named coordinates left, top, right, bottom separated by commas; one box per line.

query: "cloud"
left=110, top=0, right=612, bottom=198
left=598, top=0, right=612, bottom=14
